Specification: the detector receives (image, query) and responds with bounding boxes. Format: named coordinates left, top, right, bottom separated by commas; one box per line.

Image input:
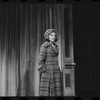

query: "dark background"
left=73, top=3, right=100, bottom=98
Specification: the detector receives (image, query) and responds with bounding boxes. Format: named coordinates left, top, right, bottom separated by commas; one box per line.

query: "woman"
left=38, top=29, right=63, bottom=96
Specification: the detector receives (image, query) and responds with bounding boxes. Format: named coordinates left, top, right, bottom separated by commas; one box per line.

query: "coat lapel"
left=50, top=43, right=59, bottom=54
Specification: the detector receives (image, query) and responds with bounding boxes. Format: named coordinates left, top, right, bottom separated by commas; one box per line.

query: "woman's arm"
left=38, top=44, right=47, bottom=74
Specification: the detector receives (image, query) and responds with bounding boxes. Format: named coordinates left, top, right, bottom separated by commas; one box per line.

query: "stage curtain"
left=0, top=4, right=64, bottom=96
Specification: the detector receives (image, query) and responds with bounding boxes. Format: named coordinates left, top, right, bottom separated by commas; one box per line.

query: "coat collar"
left=43, top=41, right=59, bottom=54
left=49, top=42, right=59, bottom=54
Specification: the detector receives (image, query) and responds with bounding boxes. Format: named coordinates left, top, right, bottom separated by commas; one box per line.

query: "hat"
left=44, top=29, right=56, bottom=39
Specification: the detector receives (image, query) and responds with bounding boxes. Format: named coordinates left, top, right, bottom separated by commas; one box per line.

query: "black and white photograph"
left=0, top=2, right=100, bottom=99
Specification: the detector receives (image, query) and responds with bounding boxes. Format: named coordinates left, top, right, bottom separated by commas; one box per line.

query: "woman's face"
left=48, top=32, right=56, bottom=42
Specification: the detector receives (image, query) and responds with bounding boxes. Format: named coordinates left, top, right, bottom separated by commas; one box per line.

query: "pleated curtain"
left=0, top=4, right=64, bottom=96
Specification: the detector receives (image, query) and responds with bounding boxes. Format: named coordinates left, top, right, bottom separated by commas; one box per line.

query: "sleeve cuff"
left=38, top=65, right=47, bottom=74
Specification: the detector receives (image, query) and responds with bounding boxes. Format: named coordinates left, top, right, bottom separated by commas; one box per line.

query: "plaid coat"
left=38, top=41, right=63, bottom=96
